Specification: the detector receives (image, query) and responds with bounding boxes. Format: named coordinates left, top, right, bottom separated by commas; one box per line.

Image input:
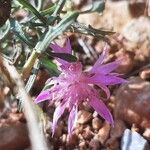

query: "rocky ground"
left=0, top=0, right=150, bottom=150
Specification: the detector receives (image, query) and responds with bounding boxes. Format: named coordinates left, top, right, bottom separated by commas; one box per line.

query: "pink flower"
left=35, top=39, right=127, bottom=137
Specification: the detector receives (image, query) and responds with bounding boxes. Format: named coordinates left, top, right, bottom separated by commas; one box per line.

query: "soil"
left=0, top=0, right=150, bottom=150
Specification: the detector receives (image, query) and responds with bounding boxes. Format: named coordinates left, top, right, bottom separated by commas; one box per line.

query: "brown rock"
left=0, top=0, right=11, bottom=27
left=67, top=134, right=78, bottom=145
left=78, top=133, right=84, bottom=140
left=74, top=124, right=84, bottom=135
left=94, top=122, right=111, bottom=144
left=82, top=126, right=94, bottom=140
left=143, top=128, right=150, bottom=140
left=106, top=137, right=120, bottom=150
left=92, top=117, right=103, bottom=130
left=79, top=141, right=87, bottom=149
left=122, top=17, right=150, bottom=43
left=0, top=123, right=30, bottom=150
left=78, top=1, right=132, bottom=32
left=0, top=88, right=4, bottom=109
left=77, top=110, right=92, bottom=124
left=107, top=77, right=150, bottom=149
left=122, top=17, right=150, bottom=63
left=115, top=77, right=150, bottom=128
left=106, top=120, right=126, bottom=150
left=89, top=139, right=101, bottom=150
left=106, top=77, right=150, bottom=150
left=61, top=134, right=67, bottom=143
left=8, top=113, right=24, bottom=122
left=140, top=68, right=150, bottom=81
left=115, top=49, right=135, bottom=74
left=128, top=1, right=146, bottom=18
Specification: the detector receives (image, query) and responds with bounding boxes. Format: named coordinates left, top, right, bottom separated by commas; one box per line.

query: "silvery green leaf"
left=49, top=52, right=77, bottom=62
left=91, top=0, right=105, bottom=13
left=0, top=20, right=10, bottom=40
left=10, top=19, right=35, bottom=47
left=35, top=11, right=79, bottom=53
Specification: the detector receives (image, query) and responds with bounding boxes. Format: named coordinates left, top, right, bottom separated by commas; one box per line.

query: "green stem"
left=22, top=50, right=40, bottom=79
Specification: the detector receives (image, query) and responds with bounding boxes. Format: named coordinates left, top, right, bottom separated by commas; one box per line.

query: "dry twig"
left=0, top=55, right=49, bottom=150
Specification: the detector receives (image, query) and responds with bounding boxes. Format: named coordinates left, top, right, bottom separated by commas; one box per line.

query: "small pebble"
left=93, top=111, right=98, bottom=118
left=9, top=113, right=23, bottom=122
left=89, top=139, right=101, bottom=150
left=92, top=117, right=102, bottom=130
left=140, top=69, right=150, bottom=80
left=94, top=122, right=111, bottom=144
left=115, top=77, right=150, bottom=128
left=67, top=134, right=78, bottom=145
left=0, top=123, right=30, bottom=150
left=82, top=126, right=94, bottom=140
left=79, top=141, right=87, bottom=149
left=143, top=128, right=150, bottom=140
left=74, top=124, right=84, bottom=135
left=61, top=134, right=67, bottom=143
left=77, top=110, right=92, bottom=124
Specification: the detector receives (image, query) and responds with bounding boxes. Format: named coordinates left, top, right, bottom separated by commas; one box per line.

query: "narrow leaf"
left=49, top=52, right=77, bottom=62
left=0, top=20, right=10, bottom=40
left=17, top=0, right=47, bottom=24
left=35, top=11, right=79, bottom=53
left=10, top=19, right=35, bottom=47
left=40, top=56, right=60, bottom=76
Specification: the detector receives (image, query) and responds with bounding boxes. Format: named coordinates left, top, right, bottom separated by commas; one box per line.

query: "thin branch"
left=18, top=59, right=40, bottom=111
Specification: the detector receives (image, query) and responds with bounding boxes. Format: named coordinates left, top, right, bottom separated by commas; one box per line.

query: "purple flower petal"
left=89, top=74, right=127, bottom=85
left=52, top=102, right=67, bottom=136
left=50, top=43, right=62, bottom=53
left=89, top=97, right=113, bottom=124
left=92, top=60, right=121, bottom=75
left=50, top=39, right=71, bottom=54
left=35, top=90, right=51, bottom=103
left=68, top=105, right=78, bottom=137
left=35, top=43, right=127, bottom=137
left=64, top=38, right=72, bottom=54
left=49, top=39, right=72, bottom=65
left=91, top=46, right=109, bottom=72
left=96, top=83, right=110, bottom=99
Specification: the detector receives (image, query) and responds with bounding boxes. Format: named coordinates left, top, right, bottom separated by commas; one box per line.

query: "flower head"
left=35, top=39, right=127, bottom=137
